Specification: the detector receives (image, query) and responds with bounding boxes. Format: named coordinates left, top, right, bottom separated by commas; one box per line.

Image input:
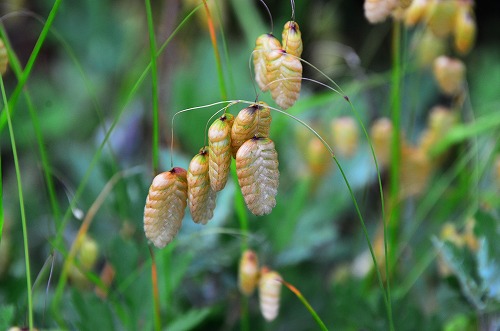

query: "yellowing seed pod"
left=208, top=113, right=234, bottom=192
left=454, top=3, right=476, bottom=55
left=144, top=168, right=188, bottom=248
left=254, top=34, right=282, bottom=92
left=281, top=21, right=303, bottom=58
left=306, top=137, right=330, bottom=177
left=267, top=50, right=302, bottom=109
left=405, top=0, right=430, bottom=26
left=238, top=250, right=260, bottom=296
left=400, top=145, right=432, bottom=198
left=231, top=103, right=272, bottom=157
left=413, top=29, right=446, bottom=68
left=364, top=0, right=397, bottom=24
left=0, top=39, right=7, bottom=76
left=331, top=116, right=360, bottom=158
left=236, top=137, right=279, bottom=216
left=433, top=56, right=465, bottom=96
left=77, top=235, right=99, bottom=271
left=370, top=117, right=394, bottom=168
left=259, top=267, right=282, bottom=322
left=188, top=148, right=216, bottom=224
left=425, top=0, right=458, bottom=38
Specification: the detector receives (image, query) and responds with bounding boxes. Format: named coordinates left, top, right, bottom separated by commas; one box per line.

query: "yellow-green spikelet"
left=0, top=39, right=8, bottom=76
left=253, top=34, right=282, bottom=92
left=231, top=102, right=272, bottom=157
left=144, top=167, right=188, bottom=248
left=281, top=21, right=303, bottom=58
left=208, top=113, right=234, bottom=192
left=187, top=148, right=216, bottom=224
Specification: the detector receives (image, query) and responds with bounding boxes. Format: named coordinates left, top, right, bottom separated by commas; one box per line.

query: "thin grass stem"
left=0, top=0, right=62, bottom=132
left=1, top=76, right=34, bottom=330
left=145, top=0, right=160, bottom=175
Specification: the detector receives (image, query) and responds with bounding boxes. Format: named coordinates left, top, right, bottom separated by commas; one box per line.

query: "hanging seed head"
left=208, top=114, right=234, bottom=192
left=238, top=249, right=260, bottom=296
left=400, top=145, right=432, bottom=198
left=254, top=34, right=282, bottom=92
left=77, top=235, right=99, bottom=271
left=370, top=117, right=394, bottom=168
left=231, top=103, right=272, bottom=157
left=405, top=0, right=430, bottom=25
left=364, top=0, right=397, bottom=24
left=331, top=116, right=360, bottom=158
left=425, top=0, right=459, bottom=38
left=266, top=50, right=302, bottom=109
left=433, top=56, right=466, bottom=96
left=428, top=106, right=457, bottom=136
left=188, top=148, right=216, bottom=224
left=259, top=267, right=282, bottom=322
left=282, top=21, right=303, bottom=58
left=144, top=168, right=188, bottom=248
left=413, top=29, right=446, bottom=68
left=236, top=137, right=279, bottom=216
left=0, top=39, right=8, bottom=76
left=306, top=137, right=330, bottom=177
left=454, top=3, right=476, bottom=55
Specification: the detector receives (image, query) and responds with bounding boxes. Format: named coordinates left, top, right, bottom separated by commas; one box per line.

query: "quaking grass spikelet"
left=0, top=39, right=8, bottom=75
left=259, top=267, right=282, bottom=322
left=231, top=102, right=272, bottom=157
left=208, top=113, right=234, bottom=192
left=238, top=249, right=260, bottom=296
left=236, top=137, right=279, bottom=216
left=281, top=21, right=303, bottom=58
left=188, top=148, right=216, bottom=224
left=266, top=49, right=302, bottom=109
left=254, top=34, right=282, bottom=92
left=143, top=167, right=188, bottom=248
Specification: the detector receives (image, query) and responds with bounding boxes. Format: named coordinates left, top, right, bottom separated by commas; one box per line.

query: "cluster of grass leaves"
left=1, top=0, right=500, bottom=330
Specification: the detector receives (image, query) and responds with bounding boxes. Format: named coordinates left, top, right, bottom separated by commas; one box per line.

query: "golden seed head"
left=370, top=117, right=394, bottom=168
left=425, top=0, right=459, bottom=38
left=238, top=250, right=260, bottom=296
left=236, top=137, right=279, bottom=216
left=266, top=51, right=302, bottom=109
left=231, top=103, right=272, bottom=157
left=259, top=268, right=282, bottom=322
left=405, top=0, right=430, bottom=26
left=331, top=116, right=360, bottom=158
left=282, top=21, right=303, bottom=58
left=400, top=145, right=432, bottom=198
left=208, top=115, right=234, bottom=192
left=454, top=3, right=476, bottom=55
left=254, top=34, right=282, bottom=92
left=413, top=29, right=446, bottom=68
left=188, top=149, right=216, bottom=224
left=433, top=56, right=466, bottom=96
left=0, top=39, right=8, bottom=76
left=77, top=235, right=99, bottom=271
left=143, top=168, right=188, bottom=248
left=306, top=137, right=330, bottom=177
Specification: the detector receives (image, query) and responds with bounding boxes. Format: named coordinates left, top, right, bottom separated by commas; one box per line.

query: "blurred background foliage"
left=1, top=0, right=500, bottom=330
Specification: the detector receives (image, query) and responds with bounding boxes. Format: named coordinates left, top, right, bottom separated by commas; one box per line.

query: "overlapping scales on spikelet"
left=187, top=148, right=216, bottom=224
left=281, top=21, right=303, bottom=57
left=266, top=50, right=302, bottom=109
left=144, top=168, right=188, bottom=248
left=208, top=113, right=234, bottom=192
left=231, top=102, right=272, bottom=158
left=236, top=137, right=279, bottom=216
left=253, top=34, right=282, bottom=92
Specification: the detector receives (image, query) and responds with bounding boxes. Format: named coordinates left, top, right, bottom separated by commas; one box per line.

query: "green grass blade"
left=145, top=0, right=160, bottom=175
left=1, top=76, right=33, bottom=331
left=0, top=0, right=63, bottom=132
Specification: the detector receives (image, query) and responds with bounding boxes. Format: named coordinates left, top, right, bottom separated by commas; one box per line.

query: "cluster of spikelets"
left=238, top=250, right=283, bottom=322
left=144, top=19, right=306, bottom=248
left=144, top=103, right=279, bottom=248
left=253, top=21, right=303, bottom=110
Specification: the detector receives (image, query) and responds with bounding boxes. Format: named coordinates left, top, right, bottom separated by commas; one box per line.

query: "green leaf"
left=0, top=305, right=14, bottom=330
left=167, top=307, right=213, bottom=331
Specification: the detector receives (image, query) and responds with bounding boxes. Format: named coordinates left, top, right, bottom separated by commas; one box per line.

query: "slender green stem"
left=389, top=20, right=402, bottom=272
left=0, top=0, right=63, bottom=132
left=281, top=279, right=329, bottom=331
left=149, top=247, right=161, bottom=331
left=1, top=77, right=33, bottom=330
left=145, top=0, right=160, bottom=175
